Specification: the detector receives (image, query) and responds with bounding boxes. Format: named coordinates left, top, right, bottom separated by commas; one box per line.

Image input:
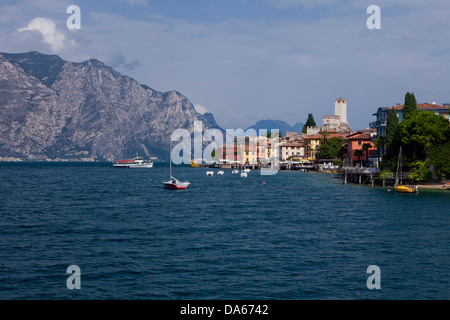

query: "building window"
left=357, top=141, right=362, bottom=146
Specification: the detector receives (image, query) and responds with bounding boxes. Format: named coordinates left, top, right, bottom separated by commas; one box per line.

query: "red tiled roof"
left=390, top=103, right=448, bottom=110
left=281, top=143, right=304, bottom=147
left=304, top=133, right=347, bottom=140
left=346, top=132, right=373, bottom=140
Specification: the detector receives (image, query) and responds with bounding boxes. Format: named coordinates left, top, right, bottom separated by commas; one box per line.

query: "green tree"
left=409, top=160, right=431, bottom=182
left=354, top=149, right=364, bottom=165
left=318, top=137, right=346, bottom=160
left=429, top=141, right=450, bottom=180
left=397, top=110, right=448, bottom=161
left=403, top=92, right=417, bottom=119
left=302, top=113, right=316, bottom=134
left=320, top=131, right=329, bottom=145
left=362, top=143, right=372, bottom=167
left=385, top=107, right=399, bottom=160
left=338, top=143, right=347, bottom=162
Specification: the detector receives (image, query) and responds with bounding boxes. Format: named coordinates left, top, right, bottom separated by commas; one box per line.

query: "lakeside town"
left=198, top=93, right=450, bottom=190
left=2, top=91, right=449, bottom=191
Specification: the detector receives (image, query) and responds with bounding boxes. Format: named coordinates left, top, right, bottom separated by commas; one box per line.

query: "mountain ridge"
left=0, top=51, right=222, bottom=161
left=246, top=119, right=303, bottom=136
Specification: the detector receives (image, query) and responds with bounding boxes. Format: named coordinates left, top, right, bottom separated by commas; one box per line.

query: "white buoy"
left=206, top=171, right=214, bottom=176
left=243, top=169, right=251, bottom=173
left=232, top=170, right=239, bottom=174
left=217, top=171, right=224, bottom=175
left=240, top=172, right=248, bottom=177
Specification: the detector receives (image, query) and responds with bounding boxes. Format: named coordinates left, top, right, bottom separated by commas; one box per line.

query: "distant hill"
left=0, top=51, right=223, bottom=161
left=246, top=119, right=303, bottom=136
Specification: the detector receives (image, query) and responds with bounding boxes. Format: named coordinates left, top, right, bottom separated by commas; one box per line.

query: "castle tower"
left=335, top=98, right=347, bottom=124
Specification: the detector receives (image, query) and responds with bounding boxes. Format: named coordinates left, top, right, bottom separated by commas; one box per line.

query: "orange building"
left=346, top=130, right=377, bottom=167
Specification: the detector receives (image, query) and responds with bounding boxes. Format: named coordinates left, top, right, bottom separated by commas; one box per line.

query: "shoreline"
left=416, top=184, right=450, bottom=191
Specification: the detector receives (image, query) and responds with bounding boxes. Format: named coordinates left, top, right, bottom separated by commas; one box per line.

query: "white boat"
left=113, top=157, right=153, bottom=168
left=206, top=171, right=214, bottom=176
left=163, top=141, right=190, bottom=189
left=163, top=176, right=190, bottom=189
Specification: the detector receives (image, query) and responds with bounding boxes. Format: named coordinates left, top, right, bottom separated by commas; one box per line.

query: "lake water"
left=0, top=162, right=449, bottom=299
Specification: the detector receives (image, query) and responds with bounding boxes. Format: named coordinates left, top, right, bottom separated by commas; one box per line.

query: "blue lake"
left=0, top=162, right=449, bottom=299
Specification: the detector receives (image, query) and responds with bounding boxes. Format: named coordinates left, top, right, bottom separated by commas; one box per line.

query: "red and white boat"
left=163, top=140, right=190, bottom=189
left=113, top=157, right=153, bottom=168
left=163, top=176, right=190, bottom=189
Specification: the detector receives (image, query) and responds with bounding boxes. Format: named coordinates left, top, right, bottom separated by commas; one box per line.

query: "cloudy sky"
left=1, top=0, right=449, bottom=130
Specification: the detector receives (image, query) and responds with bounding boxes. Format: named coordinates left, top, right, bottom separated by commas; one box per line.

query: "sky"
left=1, top=0, right=449, bottom=130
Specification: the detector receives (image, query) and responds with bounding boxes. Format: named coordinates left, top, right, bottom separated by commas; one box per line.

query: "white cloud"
left=194, top=104, right=208, bottom=114
left=6, top=1, right=450, bottom=130
left=18, top=17, right=73, bottom=53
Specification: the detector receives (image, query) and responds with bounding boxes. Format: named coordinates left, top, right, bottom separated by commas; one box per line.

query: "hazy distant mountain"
left=0, top=51, right=222, bottom=161
left=246, top=119, right=303, bottom=136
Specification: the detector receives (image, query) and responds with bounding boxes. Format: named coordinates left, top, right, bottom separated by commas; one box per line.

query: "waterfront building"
left=370, top=102, right=450, bottom=158
left=280, top=142, right=305, bottom=161
left=370, top=102, right=450, bottom=137
left=303, top=131, right=347, bottom=161
left=243, top=146, right=258, bottom=165
left=216, top=135, right=277, bottom=167
left=345, top=129, right=377, bottom=167
left=303, top=134, right=321, bottom=161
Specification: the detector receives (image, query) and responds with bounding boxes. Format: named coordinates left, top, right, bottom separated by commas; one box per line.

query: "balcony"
left=369, top=120, right=386, bottom=128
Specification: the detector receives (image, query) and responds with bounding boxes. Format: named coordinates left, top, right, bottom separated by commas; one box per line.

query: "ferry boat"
left=113, top=157, right=153, bottom=168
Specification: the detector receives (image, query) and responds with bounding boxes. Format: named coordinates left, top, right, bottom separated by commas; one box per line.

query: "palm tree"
left=338, top=143, right=348, bottom=165
left=354, top=149, right=364, bottom=166
left=362, top=143, right=372, bottom=167
left=373, top=136, right=386, bottom=169
left=320, top=131, right=329, bottom=145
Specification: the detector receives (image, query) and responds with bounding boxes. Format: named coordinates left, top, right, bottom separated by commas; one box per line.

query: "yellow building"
left=303, top=132, right=349, bottom=161
left=303, top=134, right=321, bottom=161
left=243, top=146, right=258, bottom=164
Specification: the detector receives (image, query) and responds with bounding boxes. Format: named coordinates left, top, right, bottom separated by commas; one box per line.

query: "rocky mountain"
left=0, top=51, right=222, bottom=161
left=246, top=119, right=303, bottom=136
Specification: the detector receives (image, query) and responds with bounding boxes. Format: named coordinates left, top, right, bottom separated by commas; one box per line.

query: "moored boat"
left=163, top=140, right=190, bottom=189
left=395, top=185, right=418, bottom=193
left=163, top=177, right=190, bottom=189
left=394, top=146, right=418, bottom=193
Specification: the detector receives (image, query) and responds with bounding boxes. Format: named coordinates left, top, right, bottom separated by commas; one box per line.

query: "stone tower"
left=334, top=98, right=347, bottom=124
